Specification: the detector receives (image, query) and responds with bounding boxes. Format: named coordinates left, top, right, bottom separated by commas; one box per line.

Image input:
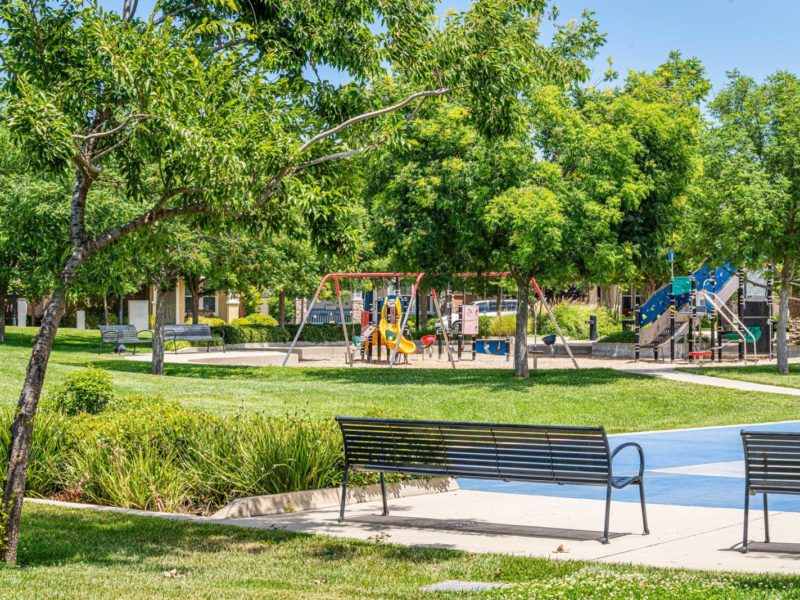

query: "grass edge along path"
left=687, top=364, right=800, bottom=391
left=0, top=502, right=798, bottom=599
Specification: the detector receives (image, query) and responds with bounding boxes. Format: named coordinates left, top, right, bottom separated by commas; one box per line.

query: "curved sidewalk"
left=629, top=368, right=800, bottom=397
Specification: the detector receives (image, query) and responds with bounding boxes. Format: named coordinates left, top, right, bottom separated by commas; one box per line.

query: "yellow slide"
left=379, top=297, right=416, bottom=355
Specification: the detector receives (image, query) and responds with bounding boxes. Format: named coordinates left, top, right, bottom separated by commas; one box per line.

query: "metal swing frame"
left=281, top=272, right=579, bottom=369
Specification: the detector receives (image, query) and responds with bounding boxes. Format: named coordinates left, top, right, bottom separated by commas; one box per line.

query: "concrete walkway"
left=630, top=368, right=800, bottom=397
left=30, top=490, right=800, bottom=574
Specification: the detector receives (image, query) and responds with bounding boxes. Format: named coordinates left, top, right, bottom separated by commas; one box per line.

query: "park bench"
left=741, top=430, right=800, bottom=552
left=98, top=325, right=152, bottom=354
left=336, top=417, right=649, bottom=544
left=164, top=324, right=225, bottom=353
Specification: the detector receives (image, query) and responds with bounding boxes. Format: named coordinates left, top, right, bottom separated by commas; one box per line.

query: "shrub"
left=184, top=316, right=226, bottom=327
left=489, top=314, right=517, bottom=337
left=51, top=367, right=115, bottom=415
left=537, top=303, right=620, bottom=340
left=0, top=401, right=363, bottom=514
left=598, top=330, right=636, bottom=343
left=213, top=324, right=291, bottom=345
left=231, top=313, right=278, bottom=327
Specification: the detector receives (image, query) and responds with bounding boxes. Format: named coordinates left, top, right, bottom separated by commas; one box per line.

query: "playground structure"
left=282, top=272, right=579, bottom=369
left=635, top=264, right=777, bottom=364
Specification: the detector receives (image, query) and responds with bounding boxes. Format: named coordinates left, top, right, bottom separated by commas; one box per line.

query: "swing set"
left=281, top=272, right=578, bottom=369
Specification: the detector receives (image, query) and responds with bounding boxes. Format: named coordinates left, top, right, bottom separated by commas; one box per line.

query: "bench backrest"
left=164, top=324, right=212, bottom=337
left=98, top=325, right=137, bottom=335
left=742, top=430, right=800, bottom=495
left=337, top=417, right=611, bottom=486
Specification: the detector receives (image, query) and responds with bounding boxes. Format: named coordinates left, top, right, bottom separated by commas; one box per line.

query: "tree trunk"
left=102, top=292, right=109, bottom=326
left=190, top=280, right=201, bottom=325
left=496, top=288, right=502, bottom=314
left=776, top=260, right=795, bottom=375
left=151, top=286, right=167, bottom=376
left=278, top=290, right=286, bottom=328
left=1, top=289, right=67, bottom=562
left=513, top=274, right=530, bottom=379
left=0, top=280, right=7, bottom=343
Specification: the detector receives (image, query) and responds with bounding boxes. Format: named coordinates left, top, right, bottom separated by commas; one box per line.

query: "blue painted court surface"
left=460, top=421, right=800, bottom=512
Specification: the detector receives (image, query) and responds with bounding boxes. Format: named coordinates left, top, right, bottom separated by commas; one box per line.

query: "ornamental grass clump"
left=0, top=401, right=348, bottom=514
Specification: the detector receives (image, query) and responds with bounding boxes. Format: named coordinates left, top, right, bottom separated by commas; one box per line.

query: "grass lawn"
left=3, top=327, right=800, bottom=432
left=0, top=502, right=796, bottom=599
left=690, top=364, right=800, bottom=391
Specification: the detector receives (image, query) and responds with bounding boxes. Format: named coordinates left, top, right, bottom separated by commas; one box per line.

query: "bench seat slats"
left=742, top=430, right=800, bottom=496
left=338, top=417, right=613, bottom=486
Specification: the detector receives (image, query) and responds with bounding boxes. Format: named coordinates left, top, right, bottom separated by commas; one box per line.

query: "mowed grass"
left=2, top=327, right=800, bottom=432
left=691, top=363, right=800, bottom=391
left=1, top=502, right=797, bottom=599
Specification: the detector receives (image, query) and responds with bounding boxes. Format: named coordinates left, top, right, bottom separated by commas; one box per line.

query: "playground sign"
left=461, top=304, right=479, bottom=336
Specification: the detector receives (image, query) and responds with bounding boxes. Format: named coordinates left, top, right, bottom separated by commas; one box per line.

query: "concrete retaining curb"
left=212, top=477, right=459, bottom=519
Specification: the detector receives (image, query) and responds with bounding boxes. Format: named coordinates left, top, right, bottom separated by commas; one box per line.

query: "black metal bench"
left=164, top=324, right=225, bottom=353
left=741, top=430, right=800, bottom=552
left=336, top=417, right=649, bottom=544
left=98, top=325, right=152, bottom=354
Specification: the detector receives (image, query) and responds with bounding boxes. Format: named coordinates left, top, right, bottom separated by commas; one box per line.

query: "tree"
left=532, top=53, right=710, bottom=290
left=367, top=105, right=593, bottom=377
left=690, top=71, right=800, bottom=374
left=0, top=0, right=593, bottom=561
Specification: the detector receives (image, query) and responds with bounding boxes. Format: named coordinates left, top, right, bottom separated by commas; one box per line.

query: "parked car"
left=440, top=299, right=517, bottom=335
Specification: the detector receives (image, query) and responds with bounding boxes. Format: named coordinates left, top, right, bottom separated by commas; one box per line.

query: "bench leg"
left=742, top=489, right=750, bottom=553
left=763, top=493, right=770, bottom=543
left=338, top=465, right=349, bottom=523
left=602, top=483, right=612, bottom=544
left=638, top=481, right=650, bottom=535
left=380, top=472, right=389, bottom=516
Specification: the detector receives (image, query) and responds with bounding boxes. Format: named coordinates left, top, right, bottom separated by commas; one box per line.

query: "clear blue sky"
left=111, top=0, right=799, bottom=93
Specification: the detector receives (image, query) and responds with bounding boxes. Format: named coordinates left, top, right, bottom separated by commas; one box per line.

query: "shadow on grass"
left=2, top=328, right=99, bottom=354
left=19, top=504, right=468, bottom=569
left=95, top=358, right=645, bottom=391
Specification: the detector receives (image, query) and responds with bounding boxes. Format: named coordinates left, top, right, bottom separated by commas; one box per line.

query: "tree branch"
left=152, top=2, right=202, bottom=26
left=296, top=87, right=452, bottom=154
left=296, top=143, right=382, bottom=170
left=72, top=114, right=153, bottom=142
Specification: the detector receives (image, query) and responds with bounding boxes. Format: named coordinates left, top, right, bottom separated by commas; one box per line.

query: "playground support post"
left=334, top=277, right=354, bottom=368
left=633, top=287, right=640, bottom=363
left=530, top=277, right=579, bottom=370
left=767, top=263, right=775, bottom=360
left=431, top=289, right=456, bottom=369
left=688, top=272, right=696, bottom=362
left=708, top=274, right=717, bottom=363
left=281, top=283, right=325, bottom=367
left=738, top=269, right=746, bottom=361
left=389, top=274, right=424, bottom=368
left=669, top=277, right=676, bottom=363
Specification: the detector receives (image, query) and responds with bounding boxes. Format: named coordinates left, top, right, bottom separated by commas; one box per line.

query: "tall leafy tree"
left=690, top=71, right=800, bottom=374
left=0, top=0, right=596, bottom=561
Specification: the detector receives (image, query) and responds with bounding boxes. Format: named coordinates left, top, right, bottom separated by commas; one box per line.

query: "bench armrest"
left=212, top=328, right=225, bottom=341
left=610, top=442, right=645, bottom=483
left=136, top=329, right=154, bottom=341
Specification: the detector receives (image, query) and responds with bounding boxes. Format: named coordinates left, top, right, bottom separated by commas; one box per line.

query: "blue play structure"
left=637, top=263, right=736, bottom=329
left=475, top=339, right=509, bottom=356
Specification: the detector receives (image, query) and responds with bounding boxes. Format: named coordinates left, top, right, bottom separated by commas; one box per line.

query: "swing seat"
left=420, top=335, right=436, bottom=348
